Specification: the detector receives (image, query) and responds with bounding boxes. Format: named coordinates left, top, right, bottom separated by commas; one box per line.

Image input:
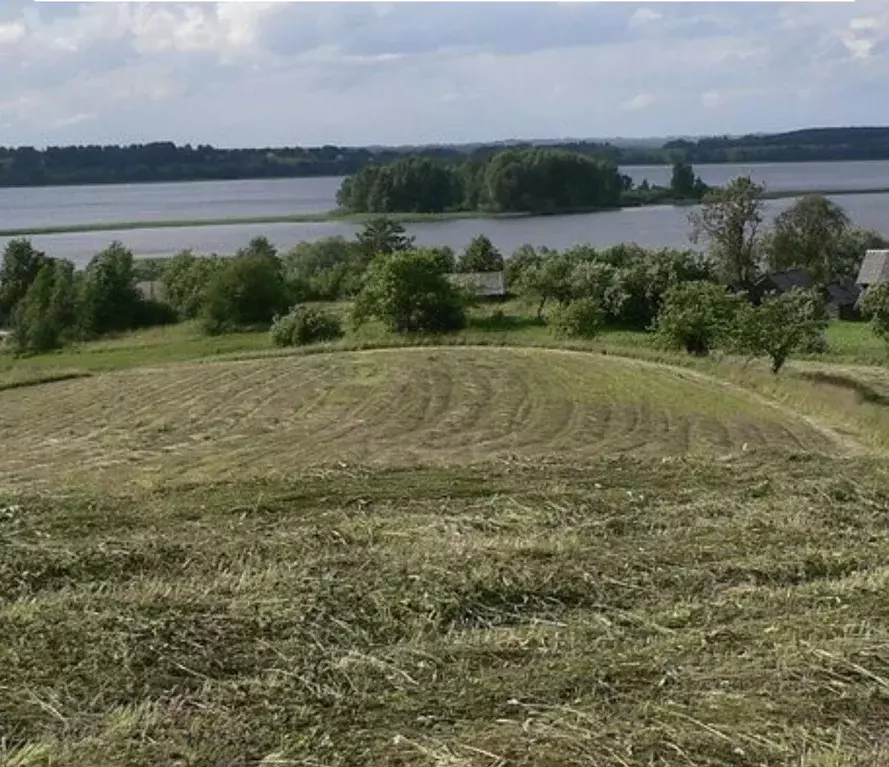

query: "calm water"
left=1, top=161, right=888, bottom=266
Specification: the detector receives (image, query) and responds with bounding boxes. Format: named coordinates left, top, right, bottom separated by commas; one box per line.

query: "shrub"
left=549, top=298, right=604, bottom=339
left=734, top=288, right=828, bottom=373
left=859, top=283, right=889, bottom=342
left=201, top=254, right=290, bottom=335
left=353, top=250, right=466, bottom=334
left=655, top=281, right=742, bottom=355
left=270, top=307, right=343, bottom=347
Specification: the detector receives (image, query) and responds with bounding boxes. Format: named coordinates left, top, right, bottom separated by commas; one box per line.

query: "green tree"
left=355, top=217, right=415, bottom=260
left=78, top=241, right=141, bottom=336
left=12, top=259, right=77, bottom=354
left=764, top=195, right=853, bottom=285
left=515, top=250, right=578, bottom=319
left=457, top=235, right=504, bottom=273
left=655, top=281, right=743, bottom=355
left=352, top=250, right=466, bottom=334
left=859, top=284, right=889, bottom=341
left=689, top=176, right=765, bottom=293
left=201, top=254, right=291, bottom=335
left=734, top=288, right=828, bottom=373
left=670, top=160, right=695, bottom=197
left=237, top=236, right=279, bottom=263
left=162, top=250, right=223, bottom=319
left=0, top=238, right=49, bottom=325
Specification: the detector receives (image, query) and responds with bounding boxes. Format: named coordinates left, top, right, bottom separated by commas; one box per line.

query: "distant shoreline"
left=3, top=186, right=889, bottom=239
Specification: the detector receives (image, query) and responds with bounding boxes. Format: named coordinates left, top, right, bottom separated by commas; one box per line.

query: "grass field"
left=3, top=320, right=889, bottom=765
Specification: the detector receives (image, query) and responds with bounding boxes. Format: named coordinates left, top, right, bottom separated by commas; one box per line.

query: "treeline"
left=336, top=150, right=706, bottom=214
left=3, top=127, right=889, bottom=188
left=3, top=186, right=889, bottom=367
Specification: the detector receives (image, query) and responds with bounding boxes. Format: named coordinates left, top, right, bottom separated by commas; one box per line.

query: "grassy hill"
left=3, top=327, right=889, bottom=765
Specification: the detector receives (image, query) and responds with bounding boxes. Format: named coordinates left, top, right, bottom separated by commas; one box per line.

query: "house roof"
left=756, top=269, right=815, bottom=292
left=824, top=282, right=860, bottom=306
left=447, top=271, right=507, bottom=297
left=856, top=250, right=889, bottom=286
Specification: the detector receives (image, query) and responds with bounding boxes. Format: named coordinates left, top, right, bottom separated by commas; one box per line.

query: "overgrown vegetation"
left=270, top=305, right=343, bottom=347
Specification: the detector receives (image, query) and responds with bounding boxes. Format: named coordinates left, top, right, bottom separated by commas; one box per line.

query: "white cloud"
left=0, top=0, right=887, bottom=146
left=630, top=8, right=662, bottom=26
left=0, top=20, right=25, bottom=45
left=622, top=93, right=656, bottom=111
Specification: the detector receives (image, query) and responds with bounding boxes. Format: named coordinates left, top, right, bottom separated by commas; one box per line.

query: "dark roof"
left=756, top=269, right=815, bottom=292
left=824, top=282, right=861, bottom=306
left=856, top=250, right=889, bottom=286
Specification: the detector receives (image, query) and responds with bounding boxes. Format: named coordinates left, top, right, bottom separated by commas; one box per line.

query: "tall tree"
left=765, top=195, right=852, bottom=285
left=457, top=235, right=504, bottom=273
left=12, top=259, right=77, bottom=353
left=0, top=238, right=49, bottom=325
left=77, top=241, right=141, bottom=336
left=689, top=176, right=765, bottom=294
left=355, top=217, right=415, bottom=259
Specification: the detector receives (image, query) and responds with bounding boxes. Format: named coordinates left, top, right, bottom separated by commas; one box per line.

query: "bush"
left=734, top=288, right=828, bottom=373
left=270, top=307, right=343, bottom=347
left=353, top=250, right=466, bottom=334
left=859, top=283, right=889, bottom=341
left=201, top=254, right=290, bottom=335
left=655, top=281, right=743, bottom=355
left=549, top=298, right=604, bottom=339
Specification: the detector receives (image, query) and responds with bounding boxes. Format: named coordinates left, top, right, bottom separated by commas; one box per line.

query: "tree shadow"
left=797, top=370, right=889, bottom=407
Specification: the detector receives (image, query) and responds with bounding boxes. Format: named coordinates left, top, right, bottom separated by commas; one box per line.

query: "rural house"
left=447, top=271, right=508, bottom=300
left=753, top=268, right=861, bottom=320
left=856, top=250, right=889, bottom=289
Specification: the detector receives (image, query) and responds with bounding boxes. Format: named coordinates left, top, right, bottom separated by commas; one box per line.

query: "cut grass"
left=4, top=455, right=889, bottom=765
left=0, top=347, right=844, bottom=491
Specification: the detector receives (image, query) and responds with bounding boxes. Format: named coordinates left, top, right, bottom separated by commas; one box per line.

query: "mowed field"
left=0, top=347, right=847, bottom=490
left=3, top=345, right=889, bottom=766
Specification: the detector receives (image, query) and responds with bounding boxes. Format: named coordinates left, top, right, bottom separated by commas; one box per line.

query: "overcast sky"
left=0, top=1, right=887, bottom=148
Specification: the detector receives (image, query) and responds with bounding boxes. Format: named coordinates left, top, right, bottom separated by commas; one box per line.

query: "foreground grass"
left=4, top=454, right=889, bottom=765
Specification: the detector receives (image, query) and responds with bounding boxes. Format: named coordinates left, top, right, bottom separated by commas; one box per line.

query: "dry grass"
left=3, top=342, right=889, bottom=765
left=3, top=455, right=889, bottom=765
left=0, top=347, right=845, bottom=491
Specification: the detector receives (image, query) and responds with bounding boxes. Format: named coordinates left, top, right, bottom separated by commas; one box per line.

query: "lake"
left=2, top=160, right=888, bottom=266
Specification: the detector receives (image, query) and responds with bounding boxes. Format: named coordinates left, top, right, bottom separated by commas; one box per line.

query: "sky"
left=0, top=1, right=887, bottom=148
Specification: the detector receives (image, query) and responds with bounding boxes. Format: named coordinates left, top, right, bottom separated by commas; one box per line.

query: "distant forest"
left=3, top=127, right=889, bottom=188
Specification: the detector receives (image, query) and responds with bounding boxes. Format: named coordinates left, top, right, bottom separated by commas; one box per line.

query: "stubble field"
left=2, top=345, right=889, bottom=767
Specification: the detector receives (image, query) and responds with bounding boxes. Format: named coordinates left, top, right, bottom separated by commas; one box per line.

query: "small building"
left=447, top=271, right=508, bottom=300
left=856, top=250, right=889, bottom=289
left=823, top=281, right=861, bottom=321
left=0, top=330, right=11, bottom=346
left=754, top=269, right=861, bottom=320
left=751, top=269, right=814, bottom=304
left=135, top=280, right=166, bottom=302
